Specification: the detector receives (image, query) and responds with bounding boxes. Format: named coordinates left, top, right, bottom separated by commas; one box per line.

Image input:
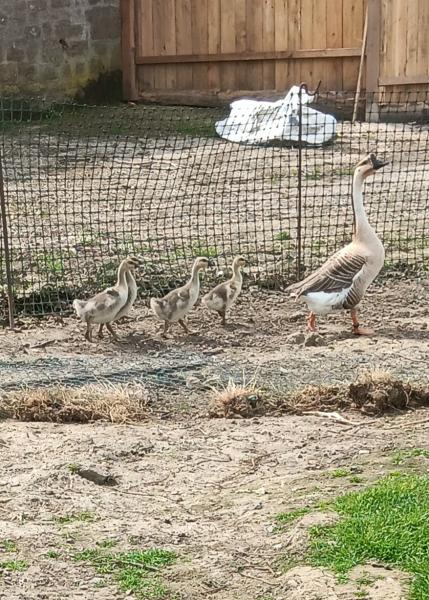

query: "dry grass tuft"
left=0, top=382, right=150, bottom=424
left=349, top=368, right=429, bottom=415
left=209, top=379, right=269, bottom=418
left=285, top=384, right=348, bottom=414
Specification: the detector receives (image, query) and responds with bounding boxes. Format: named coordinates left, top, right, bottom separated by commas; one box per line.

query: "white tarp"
left=215, top=85, right=336, bottom=146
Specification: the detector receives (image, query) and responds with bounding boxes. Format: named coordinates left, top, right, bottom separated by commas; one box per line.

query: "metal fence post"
left=0, top=150, right=15, bottom=329
left=297, top=83, right=304, bottom=281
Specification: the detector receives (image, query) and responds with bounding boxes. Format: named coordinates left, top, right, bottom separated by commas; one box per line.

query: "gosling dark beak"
left=370, top=154, right=389, bottom=170
left=207, top=258, right=216, bottom=267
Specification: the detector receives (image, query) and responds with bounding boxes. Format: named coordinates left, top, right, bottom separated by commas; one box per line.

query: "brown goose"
left=202, top=256, right=246, bottom=325
left=287, top=153, right=387, bottom=335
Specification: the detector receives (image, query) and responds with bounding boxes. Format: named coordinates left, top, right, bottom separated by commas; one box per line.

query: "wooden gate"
left=121, top=0, right=366, bottom=103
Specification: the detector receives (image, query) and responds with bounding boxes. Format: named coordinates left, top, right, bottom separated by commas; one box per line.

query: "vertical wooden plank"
left=152, top=0, right=166, bottom=89
left=235, top=0, right=248, bottom=88
left=365, top=0, right=381, bottom=120
left=418, top=0, right=429, bottom=79
left=325, top=0, right=343, bottom=90
left=405, top=0, right=419, bottom=78
left=300, top=0, right=314, bottom=85
left=342, top=0, right=364, bottom=90
left=263, top=0, right=276, bottom=89
left=220, top=0, right=236, bottom=89
left=274, top=0, right=288, bottom=90
left=164, top=0, right=177, bottom=90
left=288, top=0, right=301, bottom=86
left=246, top=0, right=264, bottom=89
left=121, top=0, right=137, bottom=100
left=311, top=0, right=327, bottom=89
left=175, top=0, right=193, bottom=90
left=207, top=0, right=221, bottom=89
left=191, top=0, right=209, bottom=89
left=139, top=0, right=155, bottom=90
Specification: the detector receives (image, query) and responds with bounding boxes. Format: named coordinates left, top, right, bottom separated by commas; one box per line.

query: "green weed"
left=0, top=559, right=28, bottom=572
left=391, top=448, right=429, bottom=466
left=45, top=550, right=60, bottom=559
left=0, top=539, right=18, bottom=552
left=73, top=547, right=176, bottom=599
left=276, top=507, right=311, bottom=526
left=56, top=511, right=96, bottom=525
left=275, top=231, right=291, bottom=242
left=330, top=468, right=351, bottom=478
left=192, top=245, right=218, bottom=259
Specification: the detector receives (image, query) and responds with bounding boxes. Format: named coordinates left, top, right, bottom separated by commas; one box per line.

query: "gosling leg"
left=106, top=323, right=119, bottom=341
left=351, top=309, right=375, bottom=336
left=84, top=322, right=93, bottom=343
left=179, top=319, right=194, bottom=335
left=162, top=321, right=171, bottom=338
left=98, top=324, right=104, bottom=339
left=306, top=312, right=317, bottom=332
left=218, top=310, right=226, bottom=327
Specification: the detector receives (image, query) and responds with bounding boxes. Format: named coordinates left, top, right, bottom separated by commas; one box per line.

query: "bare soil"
left=1, top=279, right=429, bottom=599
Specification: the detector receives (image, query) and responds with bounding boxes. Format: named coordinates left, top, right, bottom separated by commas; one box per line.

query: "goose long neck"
left=232, top=262, right=243, bottom=284
left=117, top=262, right=129, bottom=288
left=190, top=264, right=201, bottom=288
left=352, top=172, right=370, bottom=239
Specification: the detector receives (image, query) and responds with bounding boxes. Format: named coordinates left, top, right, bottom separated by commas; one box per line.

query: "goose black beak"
left=370, top=154, right=389, bottom=170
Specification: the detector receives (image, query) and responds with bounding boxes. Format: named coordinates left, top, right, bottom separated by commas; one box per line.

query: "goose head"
left=123, top=256, right=142, bottom=271
left=193, top=256, right=212, bottom=271
left=355, top=153, right=389, bottom=179
left=233, top=256, right=247, bottom=269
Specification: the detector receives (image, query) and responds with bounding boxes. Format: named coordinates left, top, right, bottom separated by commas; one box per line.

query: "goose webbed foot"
left=351, top=309, right=375, bottom=336
left=179, top=319, right=196, bottom=335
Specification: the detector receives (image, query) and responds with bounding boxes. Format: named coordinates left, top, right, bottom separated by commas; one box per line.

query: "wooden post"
left=121, top=0, right=138, bottom=101
left=365, top=0, right=382, bottom=122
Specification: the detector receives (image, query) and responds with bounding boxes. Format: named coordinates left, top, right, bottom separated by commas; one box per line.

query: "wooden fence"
left=121, top=0, right=429, bottom=112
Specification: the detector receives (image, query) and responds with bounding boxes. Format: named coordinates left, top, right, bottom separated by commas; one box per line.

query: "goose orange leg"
left=351, top=309, right=375, bottom=336
left=306, top=312, right=317, bottom=332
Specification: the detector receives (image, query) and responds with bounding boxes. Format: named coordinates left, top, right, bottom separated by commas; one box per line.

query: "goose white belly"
left=304, top=287, right=353, bottom=316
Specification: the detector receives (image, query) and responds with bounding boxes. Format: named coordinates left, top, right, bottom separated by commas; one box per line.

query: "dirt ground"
left=1, top=407, right=427, bottom=599
left=1, top=278, right=429, bottom=599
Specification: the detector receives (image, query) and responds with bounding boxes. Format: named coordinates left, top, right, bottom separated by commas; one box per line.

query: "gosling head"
left=355, top=153, right=389, bottom=179
left=194, top=256, right=212, bottom=271
left=233, top=256, right=247, bottom=269
left=123, top=256, right=142, bottom=271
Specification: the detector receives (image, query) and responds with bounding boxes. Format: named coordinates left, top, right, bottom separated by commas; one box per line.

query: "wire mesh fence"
left=0, top=90, right=428, bottom=323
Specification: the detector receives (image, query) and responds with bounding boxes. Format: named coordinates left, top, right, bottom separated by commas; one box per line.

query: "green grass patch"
left=73, top=547, right=176, bottom=599
left=56, top=511, right=96, bottom=525
left=0, top=539, right=18, bottom=552
left=275, top=231, right=292, bottom=242
left=276, top=507, right=311, bottom=526
left=0, top=559, right=28, bottom=572
left=391, top=448, right=429, bottom=466
left=308, top=474, right=429, bottom=599
left=45, top=550, right=60, bottom=559
left=330, top=468, right=351, bottom=478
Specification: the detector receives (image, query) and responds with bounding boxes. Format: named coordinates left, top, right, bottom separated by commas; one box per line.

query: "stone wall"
left=0, top=0, right=121, bottom=101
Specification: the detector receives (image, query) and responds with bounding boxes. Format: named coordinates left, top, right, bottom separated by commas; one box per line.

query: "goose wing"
left=287, top=249, right=366, bottom=297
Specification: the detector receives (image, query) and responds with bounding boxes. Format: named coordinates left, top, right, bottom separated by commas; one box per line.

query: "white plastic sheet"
left=215, top=85, right=337, bottom=146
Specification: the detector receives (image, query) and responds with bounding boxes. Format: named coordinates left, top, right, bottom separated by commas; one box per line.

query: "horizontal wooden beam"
left=379, top=74, right=429, bottom=86
left=136, top=47, right=362, bottom=65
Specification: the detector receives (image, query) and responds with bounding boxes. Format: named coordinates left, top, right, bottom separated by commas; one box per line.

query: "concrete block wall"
left=0, top=0, right=121, bottom=100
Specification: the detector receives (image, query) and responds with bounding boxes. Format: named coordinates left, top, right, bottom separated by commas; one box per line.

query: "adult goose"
left=287, top=153, right=387, bottom=335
